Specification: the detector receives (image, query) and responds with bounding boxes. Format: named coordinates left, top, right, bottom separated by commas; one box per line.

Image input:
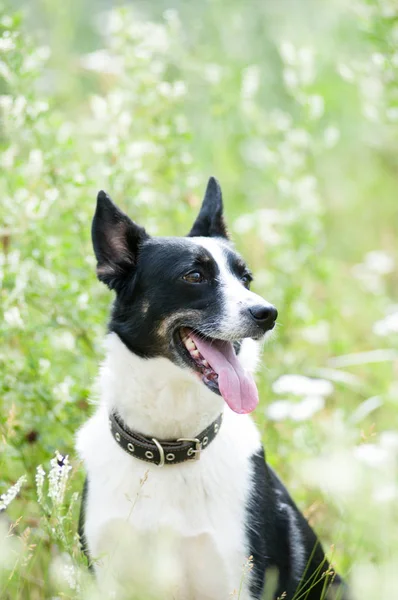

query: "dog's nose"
left=249, top=304, right=278, bottom=331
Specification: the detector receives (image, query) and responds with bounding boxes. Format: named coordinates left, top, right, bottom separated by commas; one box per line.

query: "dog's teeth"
left=191, top=349, right=200, bottom=358
left=202, top=359, right=209, bottom=367
left=185, top=338, right=196, bottom=350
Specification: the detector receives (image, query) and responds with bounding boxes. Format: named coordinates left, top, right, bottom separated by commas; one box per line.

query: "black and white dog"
left=77, top=178, right=348, bottom=599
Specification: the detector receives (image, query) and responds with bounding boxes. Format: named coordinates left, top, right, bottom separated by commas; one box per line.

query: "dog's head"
left=92, top=177, right=277, bottom=414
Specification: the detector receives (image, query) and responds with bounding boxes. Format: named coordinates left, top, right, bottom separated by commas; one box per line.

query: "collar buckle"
left=177, top=437, right=202, bottom=461
left=151, top=437, right=165, bottom=467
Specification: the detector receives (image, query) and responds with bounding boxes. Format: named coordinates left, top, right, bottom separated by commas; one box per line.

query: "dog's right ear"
left=92, top=191, right=149, bottom=291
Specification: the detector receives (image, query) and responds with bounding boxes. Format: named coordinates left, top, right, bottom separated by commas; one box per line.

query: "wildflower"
left=80, top=50, right=123, bottom=75
left=0, top=476, right=27, bottom=511
left=272, top=374, right=333, bottom=397
left=51, top=331, right=75, bottom=351
left=280, top=41, right=296, bottom=65
left=53, top=376, right=74, bottom=404
left=241, top=65, right=260, bottom=100
left=4, top=306, right=24, bottom=328
left=364, top=251, right=394, bottom=275
left=204, top=63, right=222, bottom=85
left=324, top=126, right=340, bottom=147
left=0, top=36, right=15, bottom=51
left=301, top=321, right=330, bottom=344
left=267, top=396, right=325, bottom=422
left=353, top=444, right=390, bottom=469
left=373, top=311, right=398, bottom=336
left=39, top=358, right=51, bottom=373
left=48, top=452, right=72, bottom=506
left=307, top=94, right=324, bottom=119
left=35, top=465, right=46, bottom=505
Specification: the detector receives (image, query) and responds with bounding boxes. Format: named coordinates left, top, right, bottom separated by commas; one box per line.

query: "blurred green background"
left=1, top=0, right=397, bottom=598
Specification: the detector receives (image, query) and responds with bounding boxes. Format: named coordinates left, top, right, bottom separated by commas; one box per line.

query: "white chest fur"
left=76, top=334, right=262, bottom=599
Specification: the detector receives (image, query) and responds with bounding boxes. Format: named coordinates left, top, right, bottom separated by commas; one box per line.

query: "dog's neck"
left=98, top=332, right=225, bottom=440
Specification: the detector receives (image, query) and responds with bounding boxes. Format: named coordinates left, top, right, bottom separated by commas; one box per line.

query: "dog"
left=76, top=177, right=348, bottom=599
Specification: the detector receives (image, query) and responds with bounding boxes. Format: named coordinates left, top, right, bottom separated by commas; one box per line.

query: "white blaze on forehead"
left=190, top=237, right=271, bottom=333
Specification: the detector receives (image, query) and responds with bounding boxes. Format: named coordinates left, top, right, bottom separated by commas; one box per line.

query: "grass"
left=1, top=0, right=398, bottom=598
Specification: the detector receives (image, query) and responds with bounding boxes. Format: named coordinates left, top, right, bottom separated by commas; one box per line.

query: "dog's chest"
left=78, top=408, right=260, bottom=599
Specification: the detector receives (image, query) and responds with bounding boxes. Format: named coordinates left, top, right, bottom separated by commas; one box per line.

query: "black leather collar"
left=109, top=411, right=223, bottom=466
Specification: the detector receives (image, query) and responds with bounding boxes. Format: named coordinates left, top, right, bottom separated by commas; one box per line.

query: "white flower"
left=373, top=311, right=398, bottom=336
left=52, top=331, right=75, bottom=351
left=241, top=65, right=260, bottom=100
left=353, top=444, right=390, bottom=468
left=280, top=41, right=296, bottom=65
left=157, top=81, right=172, bottom=97
left=26, top=149, right=44, bottom=177
left=337, top=64, right=355, bottom=81
left=240, top=139, right=275, bottom=168
left=283, top=68, right=298, bottom=90
left=267, top=400, right=293, bottom=421
left=39, top=358, right=51, bottom=374
left=291, top=396, right=325, bottom=421
left=45, top=188, right=60, bottom=203
left=0, top=60, right=10, bottom=81
left=0, top=94, right=12, bottom=111
left=204, top=63, right=222, bottom=85
left=301, top=321, right=330, bottom=344
left=352, top=250, right=395, bottom=294
left=0, top=37, right=15, bottom=51
left=77, top=293, right=89, bottom=309
left=90, top=95, right=108, bottom=120
left=53, top=376, right=74, bottom=404
left=387, top=107, right=398, bottom=122
left=272, top=374, right=333, bottom=397
left=51, top=553, right=81, bottom=592
left=373, top=483, right=398, bottom=503
left=173, top=81, right=186, bottom=97
left=379, top=431, right=398, bottom=452
left=372, top=53, right=385, bottom=68
left=286, top=129, right=311, bottom=147
left=266, top=396, right=325, bottom=422
left=324, top=126, right=340, bottom=147
left=163, top=8, right=180, bottom=26
left=233, top=214, right=255, bottom=235
left=4, top=306, right=24, bottom=328
left=307, top=95, right=324, bottom=119
left=270, top=109, right=292, bottom=131
left=48, top=452, right=72, bottom=506
left=364, top=251, right=394, bottom=275
left=0, top=476, right=27, bottom=511
left=36, top=465, right=46, bottom=505
left=81, top=50, right=123, bottom=75
left=1, top=16, right=13, bottom=27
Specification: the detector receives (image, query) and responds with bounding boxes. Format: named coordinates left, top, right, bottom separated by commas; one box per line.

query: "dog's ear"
left=188, top=177, right=229, bottom=239
left=92, top=191, right=149, bottom=290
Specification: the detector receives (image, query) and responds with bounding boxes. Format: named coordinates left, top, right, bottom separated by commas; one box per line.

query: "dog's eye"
left=183, top=271, right=204, bottom=284
left=241, top=273, right=252, bottom=289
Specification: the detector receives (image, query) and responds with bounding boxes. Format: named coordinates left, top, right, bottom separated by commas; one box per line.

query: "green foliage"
left=1, top=1, right=397, bottom=598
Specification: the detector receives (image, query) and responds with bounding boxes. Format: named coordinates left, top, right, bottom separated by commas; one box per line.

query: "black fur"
left=188, top=176, right=229, bottom=238
left=78, top=477, right=92, bottom=569
left=247, top=448, right=348, bottom=599
left=92, top=191, right=149, bottom=291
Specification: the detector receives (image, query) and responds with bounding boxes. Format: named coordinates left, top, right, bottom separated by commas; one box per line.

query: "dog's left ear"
left=188, top=177, right=229, bottom=239
left=92, top=191, right=149, bottom=291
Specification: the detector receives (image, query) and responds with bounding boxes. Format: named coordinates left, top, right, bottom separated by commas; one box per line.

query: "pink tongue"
left=190, top=333, right=259, bottom=414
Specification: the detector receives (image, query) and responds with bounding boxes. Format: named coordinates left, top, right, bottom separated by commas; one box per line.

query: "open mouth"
left=180, top=328, right=220, bottom=392
left=175, top=327, right=259, bottom=415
